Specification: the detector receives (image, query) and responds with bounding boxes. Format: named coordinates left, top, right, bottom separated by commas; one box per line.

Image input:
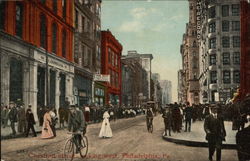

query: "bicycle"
left=64, top=132, right=88, bottom=161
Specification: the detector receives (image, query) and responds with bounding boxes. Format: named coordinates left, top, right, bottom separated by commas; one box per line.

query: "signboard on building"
left=94, top=74, right=110, bottom=82
left=196, top=0, right=202, bottom=40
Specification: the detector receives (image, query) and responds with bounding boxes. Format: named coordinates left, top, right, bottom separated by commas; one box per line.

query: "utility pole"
left=45, top=31, right=49, bottom=107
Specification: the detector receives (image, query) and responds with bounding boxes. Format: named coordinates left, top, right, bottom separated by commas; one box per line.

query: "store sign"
left=196, top=0, right=202, bottom=40
left=94, top=74, right=110, bottom=82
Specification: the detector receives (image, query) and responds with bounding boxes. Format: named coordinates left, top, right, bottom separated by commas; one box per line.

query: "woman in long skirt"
left=99, top=111, right=112, bottom=138
left=41, top=108, right=54, bottom=139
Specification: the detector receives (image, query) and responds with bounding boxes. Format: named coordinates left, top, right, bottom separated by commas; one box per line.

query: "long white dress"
left=99, top=111, right=113, bottom=138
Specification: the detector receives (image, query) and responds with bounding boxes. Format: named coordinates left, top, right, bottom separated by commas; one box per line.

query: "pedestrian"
left=41, top=108, right=54, bottom=139
left=172, top=102, right=181, bottom=132
left=162, top=106, right=172, bottom=136
left=204, top=104, right=226, bottom=161
left=25, top=108, right=37, bottom=137
left=184, top=102, right=193, bottom=132
left=2, top=106, right=9, bottom=128
left=99, top=110, right=112, bottom=138
left=17, top=105, right=26, bottom=134
left=8, top=102, right=18, bottom=135
left=49, top=108, right=57, bottom=137
left=37, top=106, right=45, bottom=126
left=59, top=107, right=65, bottom=128
left=84, top=105, right=90, bottom=123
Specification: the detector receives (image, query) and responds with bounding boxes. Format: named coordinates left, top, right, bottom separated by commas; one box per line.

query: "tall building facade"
left=180, top=0, right=200, bottom=105
left=240, top=0, right=250, bottom=99
left=0, top=0, right=74, bottom=120
left=123, top=50, right=153, bottom=100
left=177, top=69, right=185, bottom=103
left=73, top=0, right=102, bottom=106
left=160, top=80, right=172, bottom=105
left=198, top=0, right=241, bottom=103
left=101, top=30, right=122, bottom=105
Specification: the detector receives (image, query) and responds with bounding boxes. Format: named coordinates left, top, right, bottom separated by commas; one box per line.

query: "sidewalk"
left=162, top=120, right=249, bottom=149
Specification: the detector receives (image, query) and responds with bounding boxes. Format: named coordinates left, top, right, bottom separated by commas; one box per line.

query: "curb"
left=162, top=135, right=237, bottom=149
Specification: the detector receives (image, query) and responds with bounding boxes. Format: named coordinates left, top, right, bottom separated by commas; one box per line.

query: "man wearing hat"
left=204, top=104, right=226, bottom=161
left=8, top=102, right=18, bottom=135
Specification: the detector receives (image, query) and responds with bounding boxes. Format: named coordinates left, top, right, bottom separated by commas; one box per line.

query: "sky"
left=101, top=0, right=189, bottom=102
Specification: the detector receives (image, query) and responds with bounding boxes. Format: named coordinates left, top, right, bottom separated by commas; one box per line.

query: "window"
left=0, top=1, right=6, bottom=30
left=75, top=10, right=78, bottom=29
left=233, top=36, right=240, bottom=47
left=209, top=54, right=216, bottom=65
left=40, top=14, right=47, bottom=49
left=108, top=48, right=111, bottom=63
left=223, top=70, right=231, bottom=84
left=222, top=5, right=229, bottom=17
left=209, top=22, right=216, bottom=33
left=208, top=6, right=216, bottom=18
left=233, top=71, right=240, bottom=83
left=210, top=71, right=217, bottom=84
left=193, top=41, right=197, bottom=47
left=53, top=0, right=57, bottom=13
left=62, top=30, right=66, bottom=58
left=16, top=2, right=23, bottom=38
left=62, top=0, right=66, bottom=18
left=232, top=21, right=240, bottom=31
left=88, top=49, right=91, bottom=67
left=232, top=4, right=240, bottom=16
left=222, top=21, right=229, bottom=32
left=222, top=52, right=230, bottom=65
left=52, top=23, right=57, bottom=54
left=222, top=36, right=230, bottom=48
left=209, top=38, right=216, bottom=49
left=82, top=16, right=85, bottom=32
left=233, top=52, right=240, bottom=65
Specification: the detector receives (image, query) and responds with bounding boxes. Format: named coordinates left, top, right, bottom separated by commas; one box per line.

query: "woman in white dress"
left=99, top=111, right=113, bottom=138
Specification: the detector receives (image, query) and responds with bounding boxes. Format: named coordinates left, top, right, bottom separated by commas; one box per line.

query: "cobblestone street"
left=1, top=115, right=238, bottom=161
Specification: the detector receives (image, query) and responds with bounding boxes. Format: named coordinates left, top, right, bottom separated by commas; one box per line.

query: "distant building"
left=160, top=80, right=172, bottom=105
left=123, top=50, right=153, bottom=100
left=177, top=69, right=185, bottom=104
left=152, top=73, right=162, bottom=108
left=101, top=30, right=123, bottom=105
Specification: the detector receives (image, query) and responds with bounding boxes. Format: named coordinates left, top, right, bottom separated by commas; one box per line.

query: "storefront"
left=94, top=82, right=106, bottom=106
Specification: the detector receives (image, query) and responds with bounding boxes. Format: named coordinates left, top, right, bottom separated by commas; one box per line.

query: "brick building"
left=0, top=0, right=74, bottom=120
left=240, top=0, right=250, bottom=98
left=101, top=30, right=122, bottom=105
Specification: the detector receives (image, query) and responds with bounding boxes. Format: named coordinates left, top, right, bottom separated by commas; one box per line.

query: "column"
left=1, top=54, right=10, bottom=106
left=65, top=74, right=74, bottom=105
left=55, top=70, right=60, bottom=111
left=29, top=62, right=38, bottom=121
left=23, top=61, right=30, bottom=109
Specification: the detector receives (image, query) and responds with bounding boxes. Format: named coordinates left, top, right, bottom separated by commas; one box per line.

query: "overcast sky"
left=101, top=0, right=189, bottom=102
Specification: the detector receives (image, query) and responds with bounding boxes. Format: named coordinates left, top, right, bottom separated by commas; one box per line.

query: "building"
left=152, top=73, right=162, bottom=107
left=198, top=0, right=241, bottom=103
left=180, top=0, right=200, bottom=105
left=0, top=0, right=74, bottom=120
left=123, top=50, right=153, bottom=100
left=101, top=30, right=122, bottom=105
left=73, top=0, right=102, bottom=106
left=160, top=80, right=172, bottom=105
left=240, top=0, right=250, bottom=99
left=121, top=58, right=148, bottom=107
left=177, top=69, right=185, bottom=103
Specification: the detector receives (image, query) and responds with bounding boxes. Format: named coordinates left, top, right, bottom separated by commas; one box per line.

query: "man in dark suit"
left=204, top=104, right=226, bottom=161
left=184, top=102, right=193, bottom=132
left=8, top=102, right=18, bottom=135
left=25, top=109, right=37, bottom=137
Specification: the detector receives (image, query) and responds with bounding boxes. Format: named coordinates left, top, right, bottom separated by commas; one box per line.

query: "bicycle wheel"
left=64, top=139, right=75, bottom=161
left=80, top=136, right=89, bottom=158
left=80, top=135, right=88, bottom=158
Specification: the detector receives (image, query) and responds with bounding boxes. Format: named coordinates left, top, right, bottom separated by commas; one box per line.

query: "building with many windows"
left=198, top=0, right=241, bottom=103
left=101, top=30, right=122, bottom=105
left=160, top=80, right=172, bottom=105
left=0, top=0, right=74, bottom=120
left=73, top=0, right=102, bottom=106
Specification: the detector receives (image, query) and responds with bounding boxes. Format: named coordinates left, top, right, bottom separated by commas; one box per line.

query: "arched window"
left=52, top=23, right=57, bottom=54
left=16, top=2, right=23, bottom=38
left=53, top=0, right=57, bottom=13
left=40, top=14, right=47, bottom=49
left=0, top=1, right=6, bottom=30
left=62, top=29, right=66, bottom=58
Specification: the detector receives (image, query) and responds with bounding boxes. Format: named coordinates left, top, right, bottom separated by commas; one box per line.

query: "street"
left=1, top=115, right=238, bottom=161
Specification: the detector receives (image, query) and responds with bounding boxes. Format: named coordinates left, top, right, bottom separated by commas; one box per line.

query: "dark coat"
left=9, top=107, right=18, bottom=122
left=184, top=106, right=193, bottom=120
left=26, top=112, right=36, bottom=125
left=18, top=107, right=26, bottom=121
left=68, top=110, right=86, bottom=132
left=204, top=114, right=226, bottom=141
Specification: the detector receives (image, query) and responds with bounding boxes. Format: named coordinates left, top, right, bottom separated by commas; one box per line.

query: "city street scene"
left=0, top=0, right=250, bottom=161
